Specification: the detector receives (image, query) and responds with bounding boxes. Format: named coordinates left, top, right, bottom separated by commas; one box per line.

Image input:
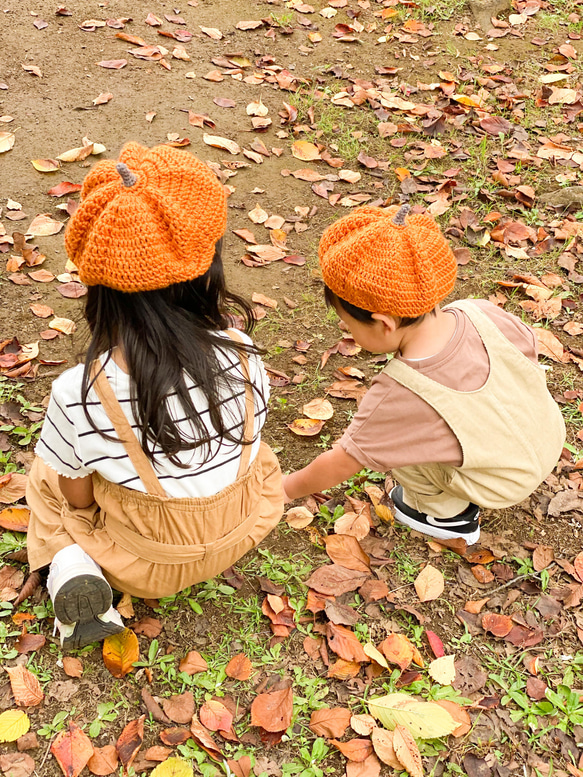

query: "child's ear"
left=371, top=312, right=398, bottom=332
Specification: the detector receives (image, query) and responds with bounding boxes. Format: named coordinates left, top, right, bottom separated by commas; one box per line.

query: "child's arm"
left=58, top=475, right=95, bottom=509
left=282, top=445, right=363, bottom=502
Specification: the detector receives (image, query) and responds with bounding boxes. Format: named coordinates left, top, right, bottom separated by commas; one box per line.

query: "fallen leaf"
left=379, top=634, right=415, bottom=671
left=162, top=693, right=194, bottom=725
left=327, top=623, right=368, bottom=662
left=0, top=710, right=30, bottom=743
left=414, top=565, right=444, bottom=602
left=291, top=141, right=321, bottom=161
left=26, top=215, right=63, bottom=236
left=331, top=739, right=373, bottom=762
left=0, top=507, right=30, bottom=531
left=200, top=26, right=222, bottom=39
left=434, top=700, right=471, bottom=737
left=428, top=655, right=456, bottom=685
left=288, top=418, right=325, bottom=437
left=116, top=716, right=144, bottom=771
left=97, top=59, right=127, bottom=69
left=285, top=506, right=314, bottom=529
left=31, top=159, right=60, bottom=172
left=351, top=715, right=377, bottom=736
left=103, top=628, right=139, bottom=678
left=425, top=630, right=445, bottom=658
left=225, top=653, right=253, bottom=681
left=0, top=752, right=35, bottom=777
left=346, top=754, right=381, bottom=777
left=199, top=699, right=233, bottom=732
left=132, top=616, right=162, bottom=638
left=49, top=318, right=76, bottom=335
left=150, top=758, right=193, bottom=776
left=325, top=534, right=370, bottom=572
left=0, top=132, right=15, bottom=153
left=251, top=687, right=293, bottom=732
left=51, top=722, right=94, bottom=777
left=334, top=511, right=370, bottom=541
left=178, top=651, right=208, bottom=676
left=309, top=708, right=351, bottom=738
left=5, top=665, right=44, bottom=706
left=15, top=633, right=46, bottom=654
left=368, top=694, right=457, bottom=739
left=371, top=728, right=401, bottom=768
left=305, top=565, right=369, bottom=595
left=532, top=544, right=554, bottom=571
left=481, top=613, right=513, bottom=637
left=87, top=745, right=118, bottom=776
left=303, top=398, right=334, bottom=420
left=393, top=725, right=422, bottom=777
left=62, top=657, right=83, bottom=678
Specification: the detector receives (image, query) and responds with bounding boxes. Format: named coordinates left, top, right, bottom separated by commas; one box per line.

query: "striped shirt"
left=36, top=330, right=270, bottom=498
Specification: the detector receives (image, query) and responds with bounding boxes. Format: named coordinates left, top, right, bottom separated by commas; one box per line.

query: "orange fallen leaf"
left=330, top=738, right=373, bottom=762
left=287, top=418, right=325, bottom=437
left=51, top=722, right=94, bottom=777
left=291, top=140, right=321, bottom=161
left=178, top=651, right=208, bottom=676
left=5, top=665, right=43, bottom=707
left=325, top=534, right=370, bottom=572
left=103, top=628, right=139, bottom=678
left=250, top=687, right=293, bottom=732
left=116, top=716, right=144, bottom=771
left=0, top=507, right=30, bottom=531
left=309, top=707, right=351, bottom=738
left=393, top=725, right=422, bottom=777
left=199, top=699, right=233, bottom=732
left=414, top=565, right=444, bottom=602
left=225, top=653, right=253, bottom=681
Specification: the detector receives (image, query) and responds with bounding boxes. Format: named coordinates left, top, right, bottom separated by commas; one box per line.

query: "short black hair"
left=323, top=285, right=433, bottom=328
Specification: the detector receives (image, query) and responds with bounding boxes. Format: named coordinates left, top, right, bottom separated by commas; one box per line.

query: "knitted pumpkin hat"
left=319, top=204, right=457, bottom=317
left=65, top=141, right=227, bottom=292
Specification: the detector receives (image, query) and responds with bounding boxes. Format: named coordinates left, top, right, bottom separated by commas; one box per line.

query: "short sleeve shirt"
left=339, top=301, right=538, bottom=472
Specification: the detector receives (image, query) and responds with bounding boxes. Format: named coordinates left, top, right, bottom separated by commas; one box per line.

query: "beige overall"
left=387, top=301, right=566, bottom=518
left=26, top=337, right=284, bottom=598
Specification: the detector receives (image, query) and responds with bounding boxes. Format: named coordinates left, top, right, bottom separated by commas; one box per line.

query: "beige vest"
left=385, top=301, right=565, bottom=515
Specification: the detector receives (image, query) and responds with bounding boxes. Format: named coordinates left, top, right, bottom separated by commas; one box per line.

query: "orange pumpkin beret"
left=319, top=204, right=457, bottom=316
left=65, top=142, right=227, bottom=292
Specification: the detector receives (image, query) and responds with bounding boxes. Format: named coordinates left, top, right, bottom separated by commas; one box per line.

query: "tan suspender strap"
left=225, top=330, right=256, bottom=478
left=90, top=362, right=168, bottom=498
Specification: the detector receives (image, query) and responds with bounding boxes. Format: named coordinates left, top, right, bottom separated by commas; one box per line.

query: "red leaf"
left=482, top=613, right=514, bottom=637
left=51, top=722, right=94, bottom=777
left=47, top=182, right=82, bottom=197
left=425, top=630, right=445, bottom=658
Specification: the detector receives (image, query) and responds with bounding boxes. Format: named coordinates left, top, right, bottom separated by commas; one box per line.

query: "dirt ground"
left=2, top=0, right=583, bottom=775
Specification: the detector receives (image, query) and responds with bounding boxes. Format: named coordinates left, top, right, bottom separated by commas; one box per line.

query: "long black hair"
left=80, top=240, right=263, bottom=467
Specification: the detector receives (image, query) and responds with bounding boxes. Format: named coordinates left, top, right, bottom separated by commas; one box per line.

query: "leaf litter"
left=1, top=1, right=583, bottom=776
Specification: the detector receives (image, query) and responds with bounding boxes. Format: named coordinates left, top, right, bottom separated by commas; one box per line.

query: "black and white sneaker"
left=390, top=486, right=480, bottom=545
left=47, top=544, right=125, bottom=649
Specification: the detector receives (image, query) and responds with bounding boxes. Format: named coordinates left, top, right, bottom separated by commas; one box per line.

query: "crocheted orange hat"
left=319, top=204, right=457, bottom=316
left=65, top=142, right=227, bottom=292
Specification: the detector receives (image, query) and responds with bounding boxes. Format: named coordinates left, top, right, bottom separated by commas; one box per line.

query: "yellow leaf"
left=428, top=655, right=456, bottom=686
left=103, top=629, right=139, bottom=678
left=151, top=757, right=194, bottom=777
left=375, top=503, right=394, bottom=524
left=368, top=694, right=457, bottom=739
left=0, top=709, right=30, bottom=742
left=363, top=643, right=388, bottom=668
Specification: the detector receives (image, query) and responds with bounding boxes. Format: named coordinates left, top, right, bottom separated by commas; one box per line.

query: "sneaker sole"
left=52, top=574, right=112, bottom=626
left=392, top=504, right=480, bottom=545
left=62, top=617, right=125, bottom=650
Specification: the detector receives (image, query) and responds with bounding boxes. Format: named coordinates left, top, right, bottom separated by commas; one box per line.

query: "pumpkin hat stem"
left=391, top=202, right=410, bottom=225
left=116, top=162, right=137, bottom=187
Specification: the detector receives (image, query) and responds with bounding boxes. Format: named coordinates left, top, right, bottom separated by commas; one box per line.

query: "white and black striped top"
left=35, top=330, right=270, bottom=498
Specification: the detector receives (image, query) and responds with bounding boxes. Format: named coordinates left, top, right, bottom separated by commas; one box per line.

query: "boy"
left=282, top=204, right=566, bottom=545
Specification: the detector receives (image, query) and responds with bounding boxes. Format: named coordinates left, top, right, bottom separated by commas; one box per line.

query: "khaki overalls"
left=387, top=301, right=566, bottom=518
left=26, top=336, right=284, bottom=598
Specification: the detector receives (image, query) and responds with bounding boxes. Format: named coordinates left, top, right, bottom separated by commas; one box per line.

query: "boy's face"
left=334, top=304, right=401, bottom=354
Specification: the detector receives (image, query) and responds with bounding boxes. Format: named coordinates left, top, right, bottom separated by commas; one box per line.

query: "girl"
left=26, top=142, right=283, bottom=649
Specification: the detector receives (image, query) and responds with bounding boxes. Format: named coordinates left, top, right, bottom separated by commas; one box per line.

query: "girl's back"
left=37, top=329, right=269, bottom=498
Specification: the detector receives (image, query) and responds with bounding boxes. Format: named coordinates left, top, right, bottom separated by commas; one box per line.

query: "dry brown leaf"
left=393, top=725, right=422, bottom=777
left=327, top=623, right=368, bottom=663
left=178, top=651, right=208, bottom=675
left=291, top=140, right=321, bottom=161
left=162, top=692, right=194, bottom=725
left=309, top=708, right=351, bottom=739
left=5, top=665, right=43, bottom=707
left=116, top=716, right=144, bottom=771
left=371, top=727, right=401, bottom=768
left=325, top=534, right=370, bottom=572
left=334, top=511, right=370, bottom=541
left=250, top=687, right=293, bottom=732
left=414, top=565, right=444, bottom=602
left=62, top=657, right=83, bottom=678
left=302, top=398, right=334, bottom=420
left=285, top=506, right=315, bottom=529
left=87, top=745, right=118, bottom=776
left=26, top=215, right=63, bottom=236
left=288, top=419, right=325, bottom=437
left=330, top=738, right=373, bottom=762
left=199, top=699, right=233, bottom=732
left=202, top=134, right=240, bottom=155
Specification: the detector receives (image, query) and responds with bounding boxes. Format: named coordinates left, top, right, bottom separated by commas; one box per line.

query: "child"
left=26, top=142, right=283, bottom=648
left=282, top=204, right=566, bottom=545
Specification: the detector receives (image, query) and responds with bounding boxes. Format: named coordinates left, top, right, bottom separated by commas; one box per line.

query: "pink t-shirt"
left=339, top=300, right=538, bottom=471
